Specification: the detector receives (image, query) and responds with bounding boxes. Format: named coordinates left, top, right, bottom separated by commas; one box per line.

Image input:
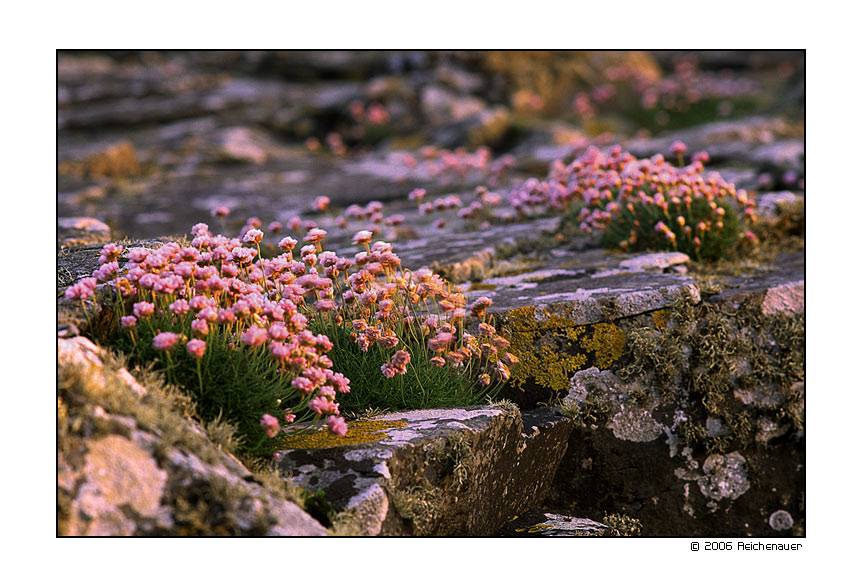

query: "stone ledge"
left=276, top=405, right=574, bottom=536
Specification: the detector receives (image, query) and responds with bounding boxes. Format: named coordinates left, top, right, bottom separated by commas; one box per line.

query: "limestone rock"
left=58, top=217, right=111, bottom=249
left=58, top=336, right=328, bottom=536
left=495, top=510, right=610, bottom=537
left=217, top=127, right=268, bottom=165
left=277, top=405, right=574, bottom=536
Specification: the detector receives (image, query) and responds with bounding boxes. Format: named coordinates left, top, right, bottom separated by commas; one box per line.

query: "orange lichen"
left=277, top=419, right=409, bottom=450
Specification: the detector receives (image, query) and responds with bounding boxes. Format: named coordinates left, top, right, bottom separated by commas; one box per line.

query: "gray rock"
left=618, top=252, right=690, bottom=272
left=277, top=405, right=574, bottom=536
left=58, top=336, right=328, bottom=536
left=495, top=510, right=610, bottom=537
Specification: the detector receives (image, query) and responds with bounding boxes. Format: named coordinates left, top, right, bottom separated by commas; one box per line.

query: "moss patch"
left=602, top=512, right=643, bottom=537
left=276, top=419, right=409, bottom=450
left=615, top=298, right=804, bottom=454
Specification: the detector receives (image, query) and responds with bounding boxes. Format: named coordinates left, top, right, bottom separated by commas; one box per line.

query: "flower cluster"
left=65, top=227, right=352, bottom=445
left=400, top=146, right=515, bottom=188
left=320, top=232, right=511, bottom=390
left=505, top=142, right=753, bottom=260
left=409, top=184, right=507, bottom=231
left=572, top=55, right=768, bottom=127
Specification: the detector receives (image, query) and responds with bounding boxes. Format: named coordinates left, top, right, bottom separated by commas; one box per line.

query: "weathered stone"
left=58, top=336, right=328, bottom=536
left=217, top=127, right=268, bottom=165
left=276, top=405, right=574, bottom=536
left=58, top=217, right=112, bottom=248
left=757, top=191, right=803, bottom=220
left=618, top=252, right=690, bottom=272
left=421, top=85, right=486, bottom=127
left=495, top=510, right=610, bottom=537
left=706, top=251, right=804, bottom=316
left=483, top=268, right=701, bottom=323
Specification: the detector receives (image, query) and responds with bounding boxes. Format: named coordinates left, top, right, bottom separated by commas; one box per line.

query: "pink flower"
left=669, top=140, right=687, bottom=156
left=326, top=415, right=348, bottom=437
left=190, top=319, right=209, bottom=336
left=284, top=411, right=296, bottom=423
left=240, top=325, right=269, bottom=347
left=217, top=308, right=236, bottom=325
left=314, top=299, right=336, bottom=312
left=186, top=339, right=206, bottom=360
left=133, top=301, right=155, bottom=319
left=352, top=230, right=373, bottom=246
left=278, top=236, right=298, bottom=252
left=243, top=228, right=264, bottom=244
left=469, top=296, right=493, bottom=317
left=304, top=228, right=327, bottom=244
left=292, top=376, right=316, bottom=396
left=120, top=315, right=137, bottom=329
left=268, top=221, right=283, bottom=234
left=408, top=188, right=426, bottom=201
left=313, top=196, right=331, bottom=211
left=211, top=206, right=230, bottom=218
left=169, top=299, right=190, bottom=317
left=260, top=414, right=280, bottom=438
left=309, top=395, right=339, bottom=416
left=152, top=332, right=179, bottom=351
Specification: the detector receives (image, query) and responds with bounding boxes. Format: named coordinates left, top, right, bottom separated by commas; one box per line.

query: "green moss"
left=502, top=306, right=626, bottom=393
left=614, top=299, right=804, bottom=454
left=389, top=484, right=443, bottom=535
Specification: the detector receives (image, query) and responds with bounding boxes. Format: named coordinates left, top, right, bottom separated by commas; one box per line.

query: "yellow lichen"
left=468, top=282, right=498, bottom=291
left=503, top=306, right=626, bottom=392
left=526, top=523, right=553, bottom=534
left=276, top=419, right=409, bottom=450
left=652, top=309, right=670, bottom=331
left=583, top=322, right=627, bottom=369
left=58, top=141, right=142, bottom=179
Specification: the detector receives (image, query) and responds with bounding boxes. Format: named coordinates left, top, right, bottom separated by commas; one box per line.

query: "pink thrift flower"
left=243, top=228, right=264, bottom=245
left=191, top=319, right=209, bottom=336
left=309, top=395, right=339, bottom=416
left=326, top=415, right=348, bottom=437
left=120, top=315, right=137, bottom=329
left=260, top=414, right=281, bottom=438
left=169, top=299, right=190, bottom=317
left=240, top=325, right=269, bottom=347
left=313, top=196, right=331, bottom=211
left=669, top=140, right=687, bottom=156
left=212, top=206, right=230, bottom=218
left=352, top=230, right=373, bottom=246
left=292, top=376, right=315, bottom=396
left=186, top=339, right=206, bottom=360
left=133, top=301, right=155, bottom=319
left=152, top=332, right=179, bottom=351
left=304, top=228, right=327, bottom=244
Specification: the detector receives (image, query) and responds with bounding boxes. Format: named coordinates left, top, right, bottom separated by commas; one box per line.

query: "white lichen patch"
left=768, top=509, right=794, bottom=531
left=483, top=269, right=579, bottom=288
left=377, top=408, right=503, bottom=423
left=697, top=452, right=750, bottom=501
left=342, top=448, right=394, bottom=463
left=608, top=406, right=664, bottom=442
left=378, top=428, right=423, bottom=444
